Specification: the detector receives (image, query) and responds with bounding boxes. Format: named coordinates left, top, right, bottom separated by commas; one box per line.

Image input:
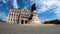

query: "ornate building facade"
left=7, top=7, right=31, bottom=24
left=7, top=4, right=41, bottom=24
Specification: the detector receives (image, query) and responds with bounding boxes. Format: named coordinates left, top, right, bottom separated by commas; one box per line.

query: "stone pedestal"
left=31, top=16, right=41, bottom=24
left=31, top=10, right=41, bottom=24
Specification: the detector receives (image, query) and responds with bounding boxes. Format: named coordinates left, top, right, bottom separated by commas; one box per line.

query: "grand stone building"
left=7, top=4, right=41, bottom=24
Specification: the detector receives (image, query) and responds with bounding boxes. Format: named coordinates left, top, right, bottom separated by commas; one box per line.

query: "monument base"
left=30, top=10, right=41, bottom=24
left=30, top=16, right=41, bottom=24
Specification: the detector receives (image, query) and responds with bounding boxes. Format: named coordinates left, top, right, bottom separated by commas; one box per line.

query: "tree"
left=44, top=19, right=60, bottom=24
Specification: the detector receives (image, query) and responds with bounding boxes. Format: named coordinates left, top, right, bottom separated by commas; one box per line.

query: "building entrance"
left=25, top=20, right=28, bottom=24
left=21, top=20, right=24, bottom=24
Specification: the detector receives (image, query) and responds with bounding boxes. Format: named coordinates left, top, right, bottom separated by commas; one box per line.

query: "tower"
left=7, top=8, right=20, bottom=24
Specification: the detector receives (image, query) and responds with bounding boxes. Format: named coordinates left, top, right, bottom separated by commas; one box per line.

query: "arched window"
left=21, top=20, right=24, bottom=24
left=25, top=20, right=28, bottom=24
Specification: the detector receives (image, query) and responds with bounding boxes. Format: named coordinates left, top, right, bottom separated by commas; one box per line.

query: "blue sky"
left=0, top=0, right=60, bottom=22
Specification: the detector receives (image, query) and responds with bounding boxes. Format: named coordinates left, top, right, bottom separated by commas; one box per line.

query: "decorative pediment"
left=21, top=6, right=30, bottom=12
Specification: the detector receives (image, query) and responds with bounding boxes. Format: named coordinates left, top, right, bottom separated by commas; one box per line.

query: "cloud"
left=36, top=0, right=59, bottom=13
left=0, top=12, right=7, bottom=21
left=13, top=0, right=18, bottom=8
left=0, top=0, right=1, bottom=1
left=24, top=0, right=35, bottom=6
left=54, top=6, right=60, bottom=18
left=2, top=0, right=11, bottom=3
left=36, top=0, right=60, bottom=21
left=2, top=0, right=6, bottom=3
left=49, top=1, right=60, bottom=18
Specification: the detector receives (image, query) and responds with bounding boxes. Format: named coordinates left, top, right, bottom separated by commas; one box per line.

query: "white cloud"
left=54, top=7, right=60, bottom=18
left=36, top=0, right=59, bottom=13
left=51, top=1, right=60, bottom=18
left=0, top=12, right=7, bottom=21
left=0, top=0, right=1, bottom=1
left=37, top=5, right=48, bottom=13
left=13, top=0, right=18, bottom=8
left=2, top=0, right=11, bottom=3
left=36, top=0, right=60, bottom=21
left=2, top=0, right=6, bottom=3
left=30, top=0, right=35, bottom=5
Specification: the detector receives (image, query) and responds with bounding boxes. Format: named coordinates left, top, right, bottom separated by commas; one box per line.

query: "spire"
left=23, top=6, right=27, bottom=10
left=13, top=0, right=18, bottom=9
left=21, top=6, right=28, bottom=11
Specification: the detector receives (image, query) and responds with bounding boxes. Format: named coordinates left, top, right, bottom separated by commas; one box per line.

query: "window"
left=14, top=14, right=15, bottom=16
left=12, top=13, right=13, bottom=16
left=16, top=14, right=18, bottom=16
left=11, top=19, right=12, bottom=21
left=13, top=19, right=15, bottom=21
left=14, top=17, right=15, bottom=18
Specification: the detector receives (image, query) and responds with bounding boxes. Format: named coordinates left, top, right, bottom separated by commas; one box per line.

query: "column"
left=24, top=20, right=25, bottom=24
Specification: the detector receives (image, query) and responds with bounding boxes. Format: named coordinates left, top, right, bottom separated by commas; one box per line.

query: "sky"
left=0, top=0, right=60, bottom=22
